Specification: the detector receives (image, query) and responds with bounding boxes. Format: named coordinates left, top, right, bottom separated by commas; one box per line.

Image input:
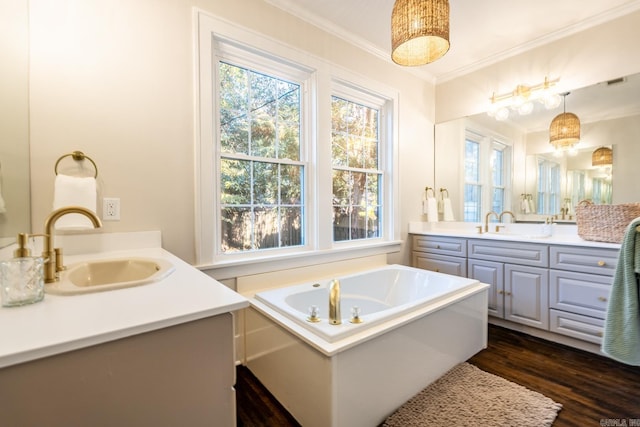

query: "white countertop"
left=409, top=221, right=621, bottom=249
left=0, top=232, right=249, bottom=369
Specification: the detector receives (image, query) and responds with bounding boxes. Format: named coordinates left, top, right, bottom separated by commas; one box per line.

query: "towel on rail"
left=601, top=217, right=640, bottom=365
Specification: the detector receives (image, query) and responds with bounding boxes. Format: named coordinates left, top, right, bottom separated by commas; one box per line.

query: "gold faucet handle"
left=495, top=225, right=505, bottom=233
left=55, top=248, right=67, bottom=272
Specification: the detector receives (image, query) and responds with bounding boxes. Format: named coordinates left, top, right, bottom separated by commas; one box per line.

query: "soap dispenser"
left=0, top=233, right=45, bottom=307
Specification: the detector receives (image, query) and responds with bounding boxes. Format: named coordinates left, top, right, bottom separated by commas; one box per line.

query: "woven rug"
left=383, top=362, right=562, bottom=427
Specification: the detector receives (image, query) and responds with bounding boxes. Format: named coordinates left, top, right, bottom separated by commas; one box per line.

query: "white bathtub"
left=254, top=264, right=483, bottom=343
left=245, top=264, right=489, bottom=427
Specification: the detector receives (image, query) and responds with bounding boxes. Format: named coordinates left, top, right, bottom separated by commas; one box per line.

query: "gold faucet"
left=43, top=206, right=102, bottom=283
left=484, top=211, right=499, bottom=233
left=499, top=210, right=516, bottom=223
left=328, top=279, right=341, bottom=325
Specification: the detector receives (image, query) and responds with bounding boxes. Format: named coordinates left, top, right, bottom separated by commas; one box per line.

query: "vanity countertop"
left=0, top=232, right=248, bottom=369
left=409, top=221, right=621, bottom=249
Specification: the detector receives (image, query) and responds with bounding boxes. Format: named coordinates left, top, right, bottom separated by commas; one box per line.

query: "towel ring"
left=425, top=187, right=435, bottom=197
left=439, top=188, right=449, bottom=199
left=54, top=151, right=98, bottom=178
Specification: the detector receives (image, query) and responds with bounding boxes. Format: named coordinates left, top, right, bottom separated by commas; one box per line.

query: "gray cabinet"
left=411, top=236, right=467, bottom=276
left=467, top=239, right=549, bottom=329
left=411, top=233, right=621, bottom=345
left=549, top=245, right=619, bottom=344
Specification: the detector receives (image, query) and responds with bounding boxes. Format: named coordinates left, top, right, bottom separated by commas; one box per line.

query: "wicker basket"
left=575, top=202, right=640, bottom=243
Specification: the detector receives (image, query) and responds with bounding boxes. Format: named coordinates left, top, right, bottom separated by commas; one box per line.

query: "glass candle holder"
left=1, top=257, right=45, bottom=307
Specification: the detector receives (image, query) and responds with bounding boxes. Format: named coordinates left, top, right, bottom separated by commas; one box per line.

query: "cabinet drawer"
left=549, top=309, right=604, bottom=344
left=550, top=270, right=612, bottom=319
left=412, top=253, right=467, bottom=277
left=550, top=245, right=619, bottom=276
left=468, top=239, right=548, bottom=267
left=413, top=236, right=467, bottom=257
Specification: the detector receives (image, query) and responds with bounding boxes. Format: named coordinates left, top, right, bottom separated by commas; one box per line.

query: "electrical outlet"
left=103, top=197, right=120, bottom=221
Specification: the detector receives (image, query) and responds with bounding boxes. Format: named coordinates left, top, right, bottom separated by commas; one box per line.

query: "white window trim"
left=193, top=10, right=400, bottom=275
left=463, top=127, right=513, bottom=221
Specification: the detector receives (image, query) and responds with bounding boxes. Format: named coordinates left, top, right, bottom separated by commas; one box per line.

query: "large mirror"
left=0, top=0, right=31, bottom=246
left=435, top=72, right=640, bottom=223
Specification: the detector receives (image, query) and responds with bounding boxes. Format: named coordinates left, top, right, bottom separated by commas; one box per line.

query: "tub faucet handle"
left=307, top=305, right=321, bottom=323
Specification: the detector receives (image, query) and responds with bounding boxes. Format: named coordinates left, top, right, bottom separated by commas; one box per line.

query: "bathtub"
left=245, top=264, right=489, bottom=427
left=254, top=264, right=483, bottom=343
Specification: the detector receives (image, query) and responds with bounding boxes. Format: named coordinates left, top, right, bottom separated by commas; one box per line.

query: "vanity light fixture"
left=487, top=77, right=561, bottom=121
left=592, top=146, right=613, bottom=167
left=549, top=92, right=581, bottom=152
left=391, top=0, right=450, bottom=66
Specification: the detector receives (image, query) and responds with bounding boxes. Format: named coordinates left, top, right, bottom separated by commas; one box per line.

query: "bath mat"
left=383, top=362, right=562, bottom=427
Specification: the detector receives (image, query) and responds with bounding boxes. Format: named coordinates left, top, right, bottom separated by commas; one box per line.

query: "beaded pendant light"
left=391, top=0, right=450, bottom=66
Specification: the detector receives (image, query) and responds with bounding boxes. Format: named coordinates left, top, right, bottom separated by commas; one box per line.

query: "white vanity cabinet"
left=467, top=239, right=549, bottom=329
left=548, top=245, right=619, bottom=344
left=411, top=235, right=467, bottom=276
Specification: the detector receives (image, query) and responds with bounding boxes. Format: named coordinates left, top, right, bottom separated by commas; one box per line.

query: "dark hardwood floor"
left=236, top=324, right=640, bottom=426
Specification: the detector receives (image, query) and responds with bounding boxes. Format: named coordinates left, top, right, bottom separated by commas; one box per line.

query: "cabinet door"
left=412, top=253, right=466, bottom=276
left=504, top=264, right=549, bottom=329
left=468, top=259, right=503, bottom=318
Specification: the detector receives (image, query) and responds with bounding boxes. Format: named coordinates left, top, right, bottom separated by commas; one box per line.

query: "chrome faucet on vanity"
left=42, top=206, right=102, bottom=283
left=329, top=279, right=341, bottom=325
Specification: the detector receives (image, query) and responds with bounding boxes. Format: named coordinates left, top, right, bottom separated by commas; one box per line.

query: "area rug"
left=383, top=362, right=562, bottom=427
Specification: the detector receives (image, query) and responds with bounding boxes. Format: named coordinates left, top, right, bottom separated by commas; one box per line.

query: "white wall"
left=28, top=0, right=434, bottom=267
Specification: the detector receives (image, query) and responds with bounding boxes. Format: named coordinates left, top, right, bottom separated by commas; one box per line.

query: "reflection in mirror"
left=435, top=72, right=640, bottom=224
left=0, top=0, right=31, bottom=247
left=526, top=146, right=612, bottom=218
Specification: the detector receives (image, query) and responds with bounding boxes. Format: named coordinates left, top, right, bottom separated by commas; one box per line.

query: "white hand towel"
left=443, top=198, right=455, bottom=221
left=528, top=198, right=536, bottom=214
left=521, top=198, right=530, bottom=214
left=426, top=196, right=438, bottom=223
left=53, top=174, right=97, bottom=229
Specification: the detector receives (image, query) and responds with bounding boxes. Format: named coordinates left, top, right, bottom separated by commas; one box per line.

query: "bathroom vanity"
left=410, top=222, right=620, bottom=353
left=0, top=232, right=248, bottom=427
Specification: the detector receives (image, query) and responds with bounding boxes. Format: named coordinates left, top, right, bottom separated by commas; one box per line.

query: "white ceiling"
left=264, top=0, right=640, bottom=82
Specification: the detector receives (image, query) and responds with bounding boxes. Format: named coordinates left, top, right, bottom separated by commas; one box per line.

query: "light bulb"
left=495, top=107, right=509, bottom=121
left=518, top=101, right=534, bottom=115
left=543, top=92, right=562, bottom=109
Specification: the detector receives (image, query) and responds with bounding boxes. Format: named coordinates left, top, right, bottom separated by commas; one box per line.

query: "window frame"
left=194, top=10, right=400, bottom=273
left=463, top=128, right=512, bottom=223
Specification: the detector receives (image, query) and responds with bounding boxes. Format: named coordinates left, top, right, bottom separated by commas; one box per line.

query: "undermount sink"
left=45, top=257, right=175, bottom=295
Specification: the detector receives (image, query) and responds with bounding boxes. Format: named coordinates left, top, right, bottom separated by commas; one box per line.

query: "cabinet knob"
left=597, top=260, right=606, bottom=266
left=505, top=291, right=512, bottom=296
left=598, top=296, right=608, bottom=302
left=498, top=290, right=504, bottom=295
left=435, top=269, right=440, bottom=272
left=435, top=245, right=441, bottom=249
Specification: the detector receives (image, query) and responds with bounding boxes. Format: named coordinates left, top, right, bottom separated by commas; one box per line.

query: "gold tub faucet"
left=329, top=279, right=342, bottom=325
left=42, top=206, right=102, bottom=283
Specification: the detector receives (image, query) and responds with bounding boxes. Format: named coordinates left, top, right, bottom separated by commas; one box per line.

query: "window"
left=537, top=159, right=561, bottom=215
left=463, top=130, right=511, bottom=223
left=195, top=12, right=399, bottom=268
left=464, top=138, right=481, bottom=222
left=331, top=96, right=382, bottom=242
left=218, top=62, right=304, bottom=253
